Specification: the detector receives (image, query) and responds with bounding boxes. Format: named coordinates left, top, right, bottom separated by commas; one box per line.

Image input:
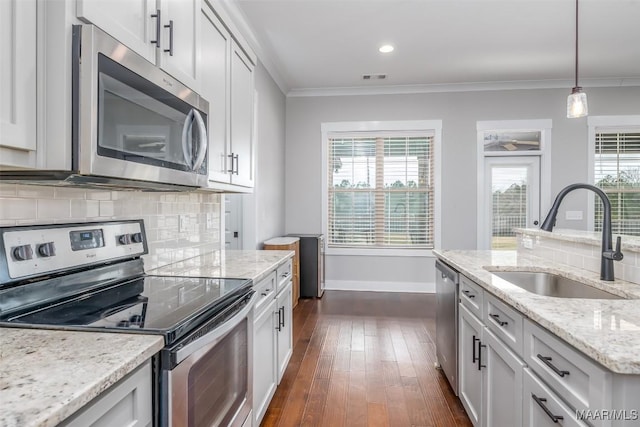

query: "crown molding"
left=210, top=0, right=290, bottom=94
left=287, top=77, right=640, bottom=98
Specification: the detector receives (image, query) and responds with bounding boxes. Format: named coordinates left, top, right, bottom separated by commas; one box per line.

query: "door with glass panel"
left=483, top=157, right=540, bottom=250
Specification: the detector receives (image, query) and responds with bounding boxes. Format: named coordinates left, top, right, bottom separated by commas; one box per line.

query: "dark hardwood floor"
left=260, top=291, right=472, bottom=427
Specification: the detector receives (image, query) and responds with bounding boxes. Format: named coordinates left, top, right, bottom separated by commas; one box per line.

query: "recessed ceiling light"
left=378, top=44, right=394, bottom=53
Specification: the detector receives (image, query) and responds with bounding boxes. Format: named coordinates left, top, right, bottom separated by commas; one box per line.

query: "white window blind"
left=594, top=130, right=640, bottom=236
left=327, top=134, right=434, bottom=248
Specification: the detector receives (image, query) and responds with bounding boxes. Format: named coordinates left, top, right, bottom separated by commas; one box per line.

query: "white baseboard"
left=325, top=280, right=435, bottom=293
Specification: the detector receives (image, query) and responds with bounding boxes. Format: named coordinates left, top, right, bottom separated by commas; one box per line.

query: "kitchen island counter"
left=0, top=328, right=163, bottom=427
left=435, top=249, right=640, bottom=374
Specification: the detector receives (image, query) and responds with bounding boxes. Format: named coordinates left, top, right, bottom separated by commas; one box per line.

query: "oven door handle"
left=171, top=292, right=254, bottom=364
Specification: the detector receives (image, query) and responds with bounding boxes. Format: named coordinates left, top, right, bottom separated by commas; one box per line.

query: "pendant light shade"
left=567, top=87, right=588, bottom=118
left=567, top=0, right=588, bottom=118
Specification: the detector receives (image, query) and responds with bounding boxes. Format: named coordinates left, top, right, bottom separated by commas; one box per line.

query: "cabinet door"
left=76, top=0, right=156, bottom=64
left=201, top=6, right=231, bottom=184
left=484, top=329, right=525, bottom=427
left=276, top=280, right=293, bottom=383
left=158, top=0, right=201, bottom=91
left=459, top=304, right=484, bottom=427
left=229, top=41, right=255, bottom=188
left=0, top=0, right=36, bottom=167
left=253, top=298, right=277, bottom=426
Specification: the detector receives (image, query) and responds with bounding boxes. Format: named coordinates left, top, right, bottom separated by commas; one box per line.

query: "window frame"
left=587, top=115, right=640, bottom=233
left=321, top=120, right=442, bottom=257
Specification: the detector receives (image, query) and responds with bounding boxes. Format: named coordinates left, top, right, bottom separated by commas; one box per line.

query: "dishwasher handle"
left=436, top=260, right=459, bottom=284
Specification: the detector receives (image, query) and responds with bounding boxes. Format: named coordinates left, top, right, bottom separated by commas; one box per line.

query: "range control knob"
left=12, top=244, right=33, bottom=261
left=37, top=242, right=56, bottom=258
left=118, top=234, right=132, bottom=245
left=130, top=232, right=143, bottom=243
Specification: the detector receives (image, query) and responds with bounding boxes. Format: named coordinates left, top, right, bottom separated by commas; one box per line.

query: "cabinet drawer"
left=276, top=258, right=293, bottom=289
left=523, top=368, right=587, bottom=427
left=524, top=320, right=611, bottom=418
left=253, top=272, right=277, bottom=315
left=460, top=274, right=484, bottom=318
left=484, top=293, right=523, bottom=356
left=61, top=361, right=152, bottom=427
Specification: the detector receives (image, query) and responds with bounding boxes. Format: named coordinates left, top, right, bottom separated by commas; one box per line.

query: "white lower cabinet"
left=484, top=327, right=525, bottom=427
left=276, top=279, right=293, bottom=383
left=252, top=258, right=294, bottom=426
left=60, top=361, right=152, bottom=427
left=253, top=297, right=277, bottom=425
left=459, top=303, right=484, bottom=426
left=459, top=287, right=525, bottom=427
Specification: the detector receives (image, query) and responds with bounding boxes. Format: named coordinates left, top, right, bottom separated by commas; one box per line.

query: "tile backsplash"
left=516, top=229, right=640, bottom=284
left=0, top=183, right=221, bottom=270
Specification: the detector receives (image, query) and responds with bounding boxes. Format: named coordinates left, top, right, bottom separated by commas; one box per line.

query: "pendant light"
left=567, top=0, right=588, bottom=118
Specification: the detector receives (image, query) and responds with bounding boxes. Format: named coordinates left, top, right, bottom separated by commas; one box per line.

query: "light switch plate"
left=565, top=210, right=583, bottom=220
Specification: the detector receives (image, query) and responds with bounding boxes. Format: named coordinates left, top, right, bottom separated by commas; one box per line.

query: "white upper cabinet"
left=201, top=8, right=256, bottom=191
left=77, top=0, right=201, bottom=92
left=201, top=5, right=231, bottom=184
left=0, top=0, right=37, bottom=168
left=229, top=41, right=255, bottom=188
left=158, top=0, right=201, bottom=92
left=76, top=0, right=157, bottom=64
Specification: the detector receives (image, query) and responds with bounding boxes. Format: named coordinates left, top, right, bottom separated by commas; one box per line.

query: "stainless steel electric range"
left=0, top=220, right=254, bottom=427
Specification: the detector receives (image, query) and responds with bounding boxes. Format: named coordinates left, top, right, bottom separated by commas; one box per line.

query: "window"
left=590, top=117, right=640, bottom=235
left=322, top=121, right=441, bottom=252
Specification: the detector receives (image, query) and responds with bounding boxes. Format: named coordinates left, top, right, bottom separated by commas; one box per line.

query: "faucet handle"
left=614, top=236, right=624, bottom=261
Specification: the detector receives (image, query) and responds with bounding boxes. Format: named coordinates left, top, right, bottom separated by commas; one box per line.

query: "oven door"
left=162, top=293, right=254, bottom=427
left=74, top=24, right=209, bottom=188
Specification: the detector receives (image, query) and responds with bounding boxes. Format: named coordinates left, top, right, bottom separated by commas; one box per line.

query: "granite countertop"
left=148, top=249, right=294, bottom=283
left=434, top=249, right=640, bottom=374
left=0, top=329, right=164, bottom=427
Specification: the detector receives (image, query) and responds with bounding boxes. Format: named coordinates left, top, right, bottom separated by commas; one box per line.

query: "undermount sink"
left=489, top=271, right=624, bottom=299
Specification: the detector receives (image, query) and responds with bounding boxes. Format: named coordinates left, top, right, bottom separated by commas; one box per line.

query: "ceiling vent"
left=362, top=74, right=387, bottom=81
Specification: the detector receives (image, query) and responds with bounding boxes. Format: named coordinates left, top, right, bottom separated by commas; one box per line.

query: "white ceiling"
left=228, top=0, right=640, bottom=95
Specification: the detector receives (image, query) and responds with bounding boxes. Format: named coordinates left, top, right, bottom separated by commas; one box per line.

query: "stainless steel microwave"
left=72, top=24, right=209, bottom=189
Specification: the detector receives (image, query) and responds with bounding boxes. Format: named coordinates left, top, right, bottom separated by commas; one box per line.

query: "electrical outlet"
left=179, top=215, right=188, bottom=233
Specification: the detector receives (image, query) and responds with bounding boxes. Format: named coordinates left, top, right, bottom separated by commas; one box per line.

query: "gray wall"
left=244, top=61, right=287, bottom=249
left=284, top=86, right=640, bottom=289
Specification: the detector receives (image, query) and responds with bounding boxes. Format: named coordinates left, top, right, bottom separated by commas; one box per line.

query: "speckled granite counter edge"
left=0, top=329, right=164, bottom=427
left=433, top=249, right=640, bottom=374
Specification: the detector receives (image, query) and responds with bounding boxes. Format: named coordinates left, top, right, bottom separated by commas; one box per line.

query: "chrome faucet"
left=540, top=183, right=623, bottom=281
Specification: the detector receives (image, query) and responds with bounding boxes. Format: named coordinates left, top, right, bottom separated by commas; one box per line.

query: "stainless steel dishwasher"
left=436, top=259, right=459, bottom=395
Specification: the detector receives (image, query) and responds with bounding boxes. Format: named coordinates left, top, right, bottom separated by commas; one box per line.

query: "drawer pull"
left=462, top=290, right=475, bottom=299
left=489, top=313, right=508, bottom=326
left=532, top=394, right=564, bottom=423
left=281, top=272, right=290, bottom=278
left=537, top=354, right=570, bottom=377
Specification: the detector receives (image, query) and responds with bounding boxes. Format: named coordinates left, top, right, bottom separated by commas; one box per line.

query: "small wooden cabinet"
left=263, top=237, right=300, bottom=308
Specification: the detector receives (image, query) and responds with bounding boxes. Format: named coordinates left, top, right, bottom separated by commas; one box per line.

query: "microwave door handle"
left=181, top=109, right=195, bottom=168
left=192, top=109, right=208, bottom=171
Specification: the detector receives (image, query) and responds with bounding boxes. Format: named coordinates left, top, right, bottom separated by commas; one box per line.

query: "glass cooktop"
left=5, top=275, right=252, bottom=344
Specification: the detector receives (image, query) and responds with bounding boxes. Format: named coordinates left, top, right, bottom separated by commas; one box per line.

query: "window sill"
left=326, top=247, right=435, bottom=257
